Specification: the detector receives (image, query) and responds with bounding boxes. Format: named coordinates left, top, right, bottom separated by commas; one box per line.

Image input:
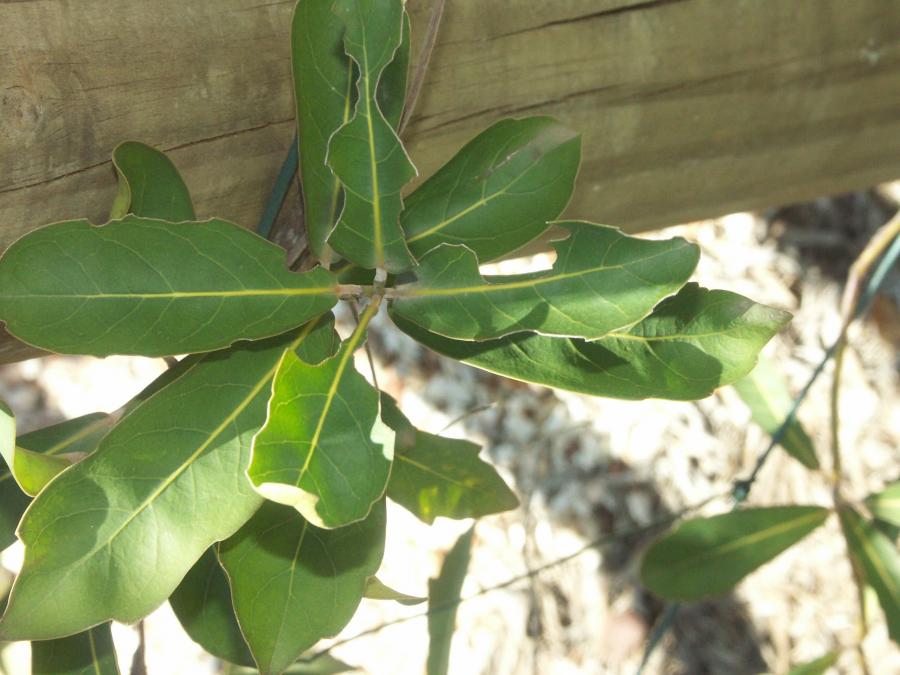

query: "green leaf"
left=326, top=0, right=416, bottom=272
left=0, top=413, right=114, bottom=550
left=402, top=117, right=581, bottom=263
left=219, top=500, right=386, bottom=675
left=839, top=506, right=900, bottom=643
left=377, top=10, right=410, bottom=130
left=0, top=402, right=71, bottom=498
left=865, top=482, right=900, bottom=528
left=381, top=395, right=518, bottom=523
left=786, top=651, right=838, bottom=675
left=292, top=0, right=406, bottom=264
left=427, top=527, right=474, bottom=675
left=229, top=654, right=359, bottom=675
left=390, top=222, right=699, bottom=341
left=292, top=0, right=354, bottom=264
left=0, top=402, right=28, bottom=549
left=110, top=141, right=195, bottom=221
left=0, top=216, right=338, bottom=357
left=12, top=411, right=116, bottom=496
left=31, top=623, right=119, bottom=675
left=733, top=356, right=818, bottom=469
left=0, top=321, right=333, bottom=640
left=393, top=284, right=790, bottom=401
left=247, top=322, right=393, bottom=529
left=364, top=576, right=426, bottom=606
left=169, top=548, right=254, bottom=668
left=640, top=506, right=829, bottom=601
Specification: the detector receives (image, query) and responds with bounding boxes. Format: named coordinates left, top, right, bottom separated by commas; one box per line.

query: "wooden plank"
left=1, top=0, right=899, bottom=363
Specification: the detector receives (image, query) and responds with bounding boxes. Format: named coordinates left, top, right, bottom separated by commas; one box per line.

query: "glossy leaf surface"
left=31, top=623, right=119, bottom=675
left=0, top=217, right=338, bottom=357
left=364, top=576, right=426, bottom=606
left=326, top=0, right=416, bottom=272
left=0, top=327, right=329, bottom=640
left=733, top=356, right=818, bottom=469
left=219, top=500, right=386, bottom=675
left=110, top=141, right=195, bottom=221
left=427, top=527, right=474, bottom=675
left=390, top=223, right=699, bottom=341
left=865, top=482, right=900, bottom=528
left=402, top=117, right=581, bottom=262
left=393, top=284, right=790, bottom=400
left=169, top=548, right=254, bottom=667
left=640, top=506, right=829, bottom=600
left=248, top=327, right=393, bottom=528
left=382, top=395, right=517, bottom=523
left=839, top=506, right=900, bottom=643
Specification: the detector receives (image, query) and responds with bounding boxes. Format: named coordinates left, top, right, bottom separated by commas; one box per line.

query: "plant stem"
left=349, top=294, right=383, bottom=346
left=829, top=211, right=900, bottom=492
left=830, top=210, right=900, bottom=675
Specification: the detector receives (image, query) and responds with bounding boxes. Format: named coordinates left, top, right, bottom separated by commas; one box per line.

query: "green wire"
left=256, top=135, right=299, bottom=240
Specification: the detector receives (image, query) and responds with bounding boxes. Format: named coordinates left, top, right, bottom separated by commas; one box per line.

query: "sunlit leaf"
left=31, top=623, right=119, bottom=675
left=219, top=500, right=386, bottom=675
left=393, top=284, right=790, bottom=400
left=169, top=548, right=254, bottom=668
left=641, top=506, right=829, bottom=601
left=865, top=482, right=900, bottom=528
left=390, top=223, right=698, bottom=341
left=0, top=321, right=334, bottom=640
left=839, top=506, right=900, bottom=643
left=110, top=141, right=195, bottom=221
left=402, top=117, right=581, bottom=262
left=0, top=217, right=338, bottom=356
left=248, top=324, right=393, bottom=529
left=326, top=0, right=416, bottom=272
left=427, top=527, right=474, bottom=675
left=364, top=576, right=426, bottom=606
left=0, top=413, right=115, bottom=550
left=382, top=395, right=517, bottom=523
left=12, top=410, right=116, bottom=497
left=733, top=356, right=818, bottom=469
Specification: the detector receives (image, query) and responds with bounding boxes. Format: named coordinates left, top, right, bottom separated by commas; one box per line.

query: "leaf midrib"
left=663, top=510, right=825, bottom=573
left=297, top=322, right=369, bottom=484
left=360, top=26, right=384, bottom=266
left=6, top=287, right=337, bottom=301
left=844, top=511, right=900, bottom=606
left=396, top=450, right=497, bottom=497
left=397, top=243, right=692, bottom=298
left=404, top=142, right=544, bottom=245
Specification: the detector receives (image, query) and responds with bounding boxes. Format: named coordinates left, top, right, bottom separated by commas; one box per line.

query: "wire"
left=309, top=492, right=724, bottom=660
left=256, top=135, right=299, bottom=240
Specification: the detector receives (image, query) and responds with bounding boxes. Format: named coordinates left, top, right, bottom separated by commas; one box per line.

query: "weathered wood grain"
left=1, top=0, right=899, bottom=363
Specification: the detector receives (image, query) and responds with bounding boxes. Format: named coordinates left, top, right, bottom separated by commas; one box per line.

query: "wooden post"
left=1, top=0, right=899, bottom=362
